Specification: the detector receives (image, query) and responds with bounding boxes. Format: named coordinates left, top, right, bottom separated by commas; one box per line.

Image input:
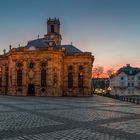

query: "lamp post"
left=104, top=79, right=107, bottom=94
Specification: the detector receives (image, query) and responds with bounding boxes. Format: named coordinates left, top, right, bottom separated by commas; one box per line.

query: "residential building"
left=110, top=64, right=140, bottom=95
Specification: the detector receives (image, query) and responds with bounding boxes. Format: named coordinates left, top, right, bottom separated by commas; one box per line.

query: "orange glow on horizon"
left=92, top=67, right=117, bottom=78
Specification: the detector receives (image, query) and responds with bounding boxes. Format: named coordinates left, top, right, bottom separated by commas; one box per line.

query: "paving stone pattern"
left=0, top=95, right=140, bottom=140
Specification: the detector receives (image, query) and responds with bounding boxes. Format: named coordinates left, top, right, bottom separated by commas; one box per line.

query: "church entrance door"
left=28, top=84, right=35, bottom=95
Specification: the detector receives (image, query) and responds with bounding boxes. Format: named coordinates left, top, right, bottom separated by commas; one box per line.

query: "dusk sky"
left=0, top=0, right=140, bottom=70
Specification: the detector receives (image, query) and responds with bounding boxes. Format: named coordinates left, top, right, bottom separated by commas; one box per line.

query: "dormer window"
left=49, top=41, right=53, bottom=46
left=28, top=46, right=36, bottom=51
left=129, top=70, right=132, bottom=74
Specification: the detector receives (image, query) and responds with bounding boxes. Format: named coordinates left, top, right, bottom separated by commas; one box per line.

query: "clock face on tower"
left=50, top=34, right=54, bottom=39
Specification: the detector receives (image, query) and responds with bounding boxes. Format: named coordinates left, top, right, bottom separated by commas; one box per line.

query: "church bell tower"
left=45, top=18, right=62, bottom=45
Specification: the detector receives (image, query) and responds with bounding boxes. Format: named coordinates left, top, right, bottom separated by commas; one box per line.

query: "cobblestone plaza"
left=0, top=95, right=140, bottom=140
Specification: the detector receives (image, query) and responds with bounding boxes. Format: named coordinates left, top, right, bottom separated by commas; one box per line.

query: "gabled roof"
left=117, top=64, right=140, bottom=75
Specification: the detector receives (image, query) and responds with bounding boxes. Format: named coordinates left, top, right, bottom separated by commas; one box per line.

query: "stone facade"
left=0, top=18, right=94, bottom=96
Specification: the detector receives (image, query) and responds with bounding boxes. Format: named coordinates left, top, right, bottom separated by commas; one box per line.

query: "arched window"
left=0, top=67, right=2, bottom=87
left=78, top=72, right=84, bottom=88
left=68, top=65, right=73, bottom=88
left=68, top=72, right=73, bottom=88
left=5, top=66, right=9, bottom=86
left=41, top=69, right=46, bottom=87
left=51, top=25, right=54, bottom=32
left=0, top=76, right=2, bottom=87
left=17, top=69, right=22, bottom=86
left=78, top=65, right=84, bottom=88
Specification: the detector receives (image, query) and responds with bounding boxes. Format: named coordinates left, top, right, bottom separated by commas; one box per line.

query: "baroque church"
left=0, top=18, right=94, bottom=96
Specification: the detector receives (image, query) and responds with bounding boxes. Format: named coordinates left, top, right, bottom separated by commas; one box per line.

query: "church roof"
left=26, top=38, right=48, bottom=48
left=26, top=38, right=82, bottom=53
left=59, top=45, right=82, bottom=53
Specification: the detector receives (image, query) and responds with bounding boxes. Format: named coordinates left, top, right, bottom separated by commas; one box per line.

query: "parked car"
left=94, top=88, right=105, bottom=94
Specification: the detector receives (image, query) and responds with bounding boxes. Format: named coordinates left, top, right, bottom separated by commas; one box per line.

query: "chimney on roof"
left=126, top=64, right=130, bottom=67
left=37, top=34, right=40, bottom=39
left=62, top=47, right=65, bottom=51
left=9, top=45, right=12, bottom=50
left=3, top=49, right=6, bottom=55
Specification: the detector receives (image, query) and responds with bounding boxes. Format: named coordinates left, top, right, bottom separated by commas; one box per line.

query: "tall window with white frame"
left=78, top=65, right=84, bottom=88
left=68, top=65, right=73, bottom=88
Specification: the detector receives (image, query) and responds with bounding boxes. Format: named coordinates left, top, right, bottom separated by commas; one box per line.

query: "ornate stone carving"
left=28, top=70, right=35, bottom=81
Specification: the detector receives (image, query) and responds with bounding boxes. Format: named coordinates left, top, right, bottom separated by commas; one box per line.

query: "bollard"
left=137, top=99, right=139, bottom=104
left=123, top=97, right=125, bottom=101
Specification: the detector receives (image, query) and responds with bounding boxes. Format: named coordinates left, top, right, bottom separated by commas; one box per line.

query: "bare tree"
left=92, top=66, right=104, bottom=78
left=107, top=68, right=116, bottom=78
left=92, top=66, right=104, bottom=93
